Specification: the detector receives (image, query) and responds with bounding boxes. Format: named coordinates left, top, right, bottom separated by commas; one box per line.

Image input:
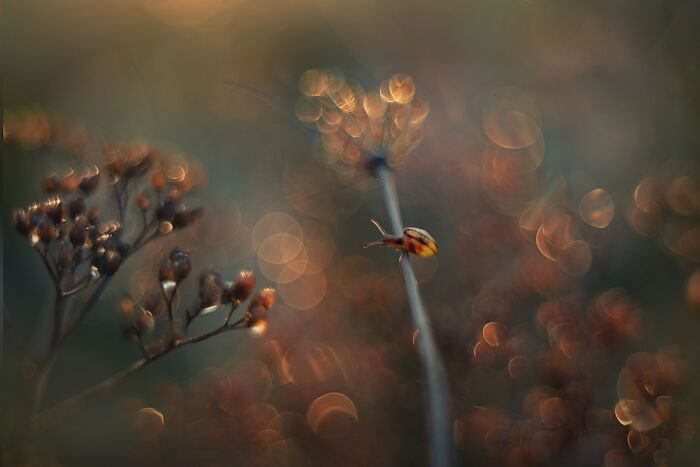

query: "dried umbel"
left=8, top=131, right=262, bottom=436
left=120, top=250, right=275, bottom=364
left=297, top=69, right=428, bottom=170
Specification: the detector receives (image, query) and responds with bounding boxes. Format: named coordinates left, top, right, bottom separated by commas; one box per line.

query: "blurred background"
left=3, top=0, right=700, bottom=465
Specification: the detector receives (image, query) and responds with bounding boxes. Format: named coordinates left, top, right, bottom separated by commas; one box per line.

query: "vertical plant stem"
left=372, top=156, right=454, bottom=467
left=33, top=290, right=68, bottom=414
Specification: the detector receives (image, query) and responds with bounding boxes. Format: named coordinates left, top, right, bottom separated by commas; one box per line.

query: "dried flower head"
left=69, top=197, right=87, bottom=219
left=229, top=270, right=256, bottom=302
left=42, top=174, right=62, bottom=194
left=69, top=216, right=90, bottom=247
left=246, top=287, right=276, bottom=327
left=92, top=247, right=122, bottom=275
left=12, top=209, right=32, bottom=236
left=199, top=270, right=223, bottom=309
left=169, top=248, right=191, bottom=282
left=136, top=192, right=151, bottom=211
left=78, top=169, right=100, bottom=195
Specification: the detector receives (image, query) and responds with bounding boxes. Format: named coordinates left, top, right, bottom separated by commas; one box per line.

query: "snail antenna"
left=369, top=218, right=388, bottom=236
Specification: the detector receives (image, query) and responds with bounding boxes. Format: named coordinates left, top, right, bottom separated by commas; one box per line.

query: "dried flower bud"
left=151, top=171, right=166, bottom=190
left=120, top=297, right=135, bottom=317
left=79, top=172, right=100, bottom=195
left=62, top=171, right=80, bottom=192
left=136, top=192, right=151, bottom=211
left=42, top=174, right=62, bottom=194
left=199, top=270, right=223, bottom=309
left=230, top=270, right=256, bottom=302
left=37, top=217, right=57, bottom=244
left=92, top=247, right=121, bottom=275
left=252, top=287, right=276, bottom=309
left=246, top=288, right=276, bottom=327
left=170, top=248, right=191, bottom=282
left=87, top=206, right=100, bottom=225
left=128, top=152, right=153, bottom=177
left=172, top=208, right=190, bottom=229
left=69, top=197, right=86, bottom=219
left=56, top=240, right=74, bottom=269
left=46, top=199, right=65, bottom=225
left=156, top=198, right=182, bottom=222
left=159, top=258, right=175, bottom=283
left=135, top=309, right=155, bottom=333
left=105, top=153, right=128, bottom=180
left=13, top=209, right=32, bottom=236
left=141, top=290, right=162, bottom=316
left=70, top=216, right=90, bottom=246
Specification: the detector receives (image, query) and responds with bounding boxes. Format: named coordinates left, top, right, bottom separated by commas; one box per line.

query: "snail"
left=364, top=218, right=438, bottom=257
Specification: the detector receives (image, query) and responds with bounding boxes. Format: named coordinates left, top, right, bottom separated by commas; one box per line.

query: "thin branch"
left=371, top=156, right=454, bottom=467
left=135, top=335, right=150, bottom=359
left=62, top=275, right=100, bottom=297
left=224, top=300, right=241, bottom=326
left=34, top=318, right=247, bottom=433
left=113, top=181, right=124, bottom=225
left=35, top=246, right=58, bottom=286
left=59, top=228, right=161, bottom=343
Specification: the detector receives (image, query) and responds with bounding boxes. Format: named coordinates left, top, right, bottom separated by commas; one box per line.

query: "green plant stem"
left=33, top=317, right=247, bottom=434
left=372, top=156, right=454, bottom=467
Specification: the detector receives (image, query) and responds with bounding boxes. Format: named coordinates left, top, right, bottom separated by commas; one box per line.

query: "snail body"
left=364, top=218, right=438, bottom=257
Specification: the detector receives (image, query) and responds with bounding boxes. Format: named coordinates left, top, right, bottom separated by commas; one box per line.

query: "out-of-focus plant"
left=297, top=69, right=454, bottom=467
left=5, top=123, right=276, bottom=436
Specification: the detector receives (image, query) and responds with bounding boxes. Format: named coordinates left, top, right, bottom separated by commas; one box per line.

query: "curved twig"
left=34, top=317, right=247, bottom=433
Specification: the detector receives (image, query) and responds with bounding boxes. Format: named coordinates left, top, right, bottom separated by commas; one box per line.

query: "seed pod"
left=199, top=270, right=223, bottom=309
left=135, top=309, right=155, bottom=333
left=79, top=172, right=100, bottom=195
left=141, top=290, right=162, bottom=316
left=69, top=197, right=87, bottom=219
left=230, top=270, right=256, bottom=302
left=170, top=248, right=191, bottom=282
left=37, top=217, right=57, bottom=244
left=42, top=174, right=62, bottom=194
left=46, top=200, right=65, bottom=225
left=119, top=297, right=135, bottom=317
left=252, top=287, right=276, bottom=309
left=105, top=155, right=128, bottom=180
left=151, top=171, right=166, bottom=191
left=158, top=258, right=175, bottom=283
left=156, top=198, right=182, bottom=222
left=92, top=247, right=121, bottom=275
left=12, top=209, right=32, bottom=236
left=70, top=216, right=90, bottom=246
left=136, top=192, right=151, bottom=211
left=61, top=171, right=80, bottom=192
left=172, top=208, right=191, bottom=229
left=246, top=288, right=276, bottom=327
left=130, top=152, right=154, bottom=176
